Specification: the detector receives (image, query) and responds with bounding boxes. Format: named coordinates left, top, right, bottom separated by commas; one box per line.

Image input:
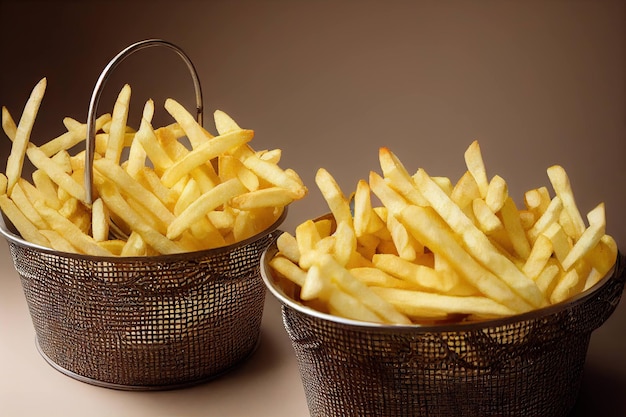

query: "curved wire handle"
left=84, top=39, right=203, bottom=205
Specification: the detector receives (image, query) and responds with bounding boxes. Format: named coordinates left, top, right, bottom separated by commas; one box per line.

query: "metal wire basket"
left=0, top=39, right=285, bottom=390
left=261, top=229, right=626, bottom=417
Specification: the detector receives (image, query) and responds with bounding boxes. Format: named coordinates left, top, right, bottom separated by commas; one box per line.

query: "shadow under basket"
left=0, top=209, right=285, bottom=390
left=261, top=240, right=626, bottom=417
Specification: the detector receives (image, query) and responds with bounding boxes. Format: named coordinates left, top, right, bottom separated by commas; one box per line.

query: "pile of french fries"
left=0, top=78, right=307, bottom=256
left=269, top=142, right=617, bottom=324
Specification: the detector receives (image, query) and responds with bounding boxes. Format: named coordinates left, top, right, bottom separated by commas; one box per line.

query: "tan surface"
left=0, top=1, right=625, bottom=416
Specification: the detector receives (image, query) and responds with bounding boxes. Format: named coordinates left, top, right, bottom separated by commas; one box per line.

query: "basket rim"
left=260, top=227, right=624, bottom=333
left=0, top=205, right=286, bottom=262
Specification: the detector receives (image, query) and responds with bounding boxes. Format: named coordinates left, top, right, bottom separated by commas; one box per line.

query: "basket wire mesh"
left=0, top=39, right=285, bottom=390
left=261, top=237, right=626, bottom=417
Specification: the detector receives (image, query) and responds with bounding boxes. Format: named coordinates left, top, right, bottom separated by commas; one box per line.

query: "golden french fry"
left=547, top=165, right=586, bottom=239
left=378, top=147, right=428, bottom=206
left=472, top=197, right=502, bottom=234
left=451, top=171, right=481, bottom=210
left=372, top=253, right=450, bottom=293
left=316, top=253, right=411, bottom=324
left=97, top=177, right=183, bottom=254
left=372, top=286, right=516, bottom=319
left=542, top=222, right=571, bottom=265
left=33, top=199, right=112, bottom=256
left=350, top=267, right=420, bottom=290
left=6, top=78, right=47, bottom=193
left=164, top=98, right=213, bottom=148
left=353, top=179, right=385, bottom=237
left=121, top=231, right=149, bottom=256
left=561, top=203, right=606, bottom=271
left=1, top=106, right=17, bottom=140
left=0, top=173, right=7, bottom=195
left=398, top=205, right=533, bottom=313
left=585, top=234, right=618, bottom=277
left=276, top=232, right=300, bottom=263
left=39, top=114, right=111, bottom=157
left=527, top=196, right=563, bottom=243
left=161, top=129, right=254, bottom=187
left=219, top=154, right=259, bottom=191
left=91, top=197, right=109, bottom=242
left=39, top=229, right=77, bottom=253
left=104, top=84, right=131, bottom=164
left=534, top=261, right=561, bottom=298
left=230, top=187, right=293, bottom=210
left=269, top=255, right=307, bottom=287
left=464, top=140, right=489, bottom=197
left=0, top=194, right=50, bottom=247
left=485, top=175, right=508, bottom=213
left=243, top=153, right=306, bottom=199
left=524, top=186, right=551, bottom=217
left=26, top=145, right=86, bottom=202
left=11, top=181, right=48, bottom=229
left=413, top=168, right=545, bottom=308
left=167, top=178, right=247, bottom=240
left=327, top=287, right=383, bottom=323
left=499, top=197, right=531, bottom=259
left=551, top=259, right=591, bottom=304
left=314, top=168, right=352, bottom=226
left=125, top=101, right=153, bottom=177
left=214, top=109, right=242, bottom=135
left=94, top=157, right=175, bottom=228
left=369, top=171, right=409, bottom=216
left=331, top=220, right=357, bottom=267
left=134, top=115, right=174, bottom=173
left=522, top=234, right=553, bottom=280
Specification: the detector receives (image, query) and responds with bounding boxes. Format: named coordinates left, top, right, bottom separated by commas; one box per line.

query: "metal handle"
left=84, top=39, right=204, bottom=205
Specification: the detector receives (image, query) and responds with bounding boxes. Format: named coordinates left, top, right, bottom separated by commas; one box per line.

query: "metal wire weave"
left=262, top=242, right=626, bottom=417
left=4, top=223, right=281, bottom=389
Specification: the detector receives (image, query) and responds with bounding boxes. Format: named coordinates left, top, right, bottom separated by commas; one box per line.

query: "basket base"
left=35, top=336, right=261, bottom=391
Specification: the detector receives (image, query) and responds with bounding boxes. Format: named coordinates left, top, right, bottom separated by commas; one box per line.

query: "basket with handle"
left=261, top=215, right=626, bottom=417
left=0, top=39, right=285, bottom=390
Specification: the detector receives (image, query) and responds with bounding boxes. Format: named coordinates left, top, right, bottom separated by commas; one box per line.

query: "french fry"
left=372, top=287, right=516, bottom=319
left=315, top=168, right=352, bottom=226
left=26, top=145, right=86, bottom=203
left=243, top=154, right=307, bottom=200
left=269, top=255, right=307, bottom=287
left=0, top=194, right=50, bottom=247
left=1, top=106, right=17, bottom=140
left=167, top=178, right=247, bottom=240
left=91, top=197, right=109, bottom=242
left=485, top=175, right=508, bottom=213
left=33, top=199, right=112, bottom=256
left=499, top=197, right=531, bottom=259
left=547, top=165, right=586, bottom=240
left=463, top=140, right=489, bottom=198
left=561, top=203, right=606, bottom=271
left=161, top=129, right=254, bottom=187
left=398, top=205, right=533, bottom=313
left=164, top=98, right=213, bottom=149
left=104, top=84, right=131, bottom=164
left=97, top=177, right=183, bottom=254
left=6, top=78, right=47, bottom=193
left=413, top=168, right=545, bottom=308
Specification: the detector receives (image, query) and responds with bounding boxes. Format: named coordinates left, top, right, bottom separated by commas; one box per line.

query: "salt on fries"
left=269, top=142, right=617, bottom=325
left=0, top=78, right=307, bottom=256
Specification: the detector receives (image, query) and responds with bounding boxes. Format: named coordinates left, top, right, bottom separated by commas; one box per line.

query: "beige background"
left=0, top=0, right=624, bottom=416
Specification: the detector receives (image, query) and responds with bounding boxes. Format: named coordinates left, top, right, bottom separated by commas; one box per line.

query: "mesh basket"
left=0, top=39, right=286, bottom=390
left=261, top=234, right=626, bottom=417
